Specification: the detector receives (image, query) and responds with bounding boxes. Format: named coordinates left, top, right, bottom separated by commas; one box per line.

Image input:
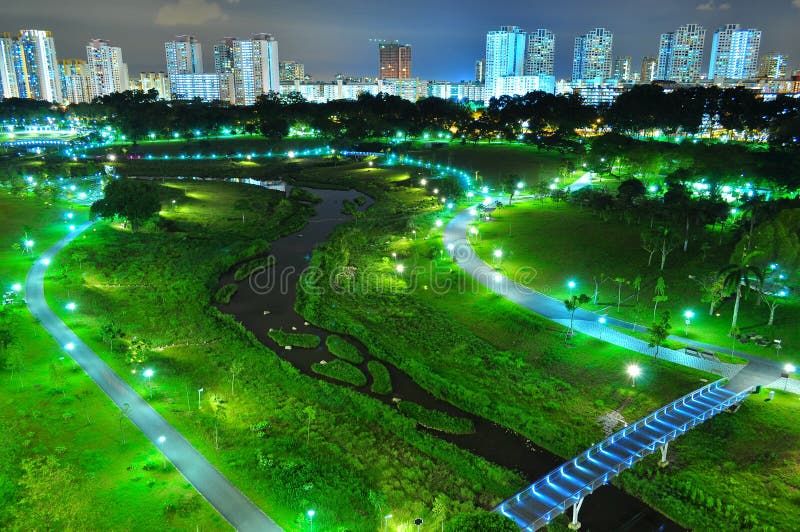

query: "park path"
left=26, top=221, right=281, bottom=532
left=444, top=206, right=797, bottom=394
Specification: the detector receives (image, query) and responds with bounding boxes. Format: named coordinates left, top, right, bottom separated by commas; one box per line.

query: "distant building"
left=613, top=56, right=632, bottom=82
left=1, top=29, right=62, bottom=101
left=656, top=24, right=705, bottom=83
left=709, top=24, right=761, bottom=81
left=138, top=72, right=170, bottom=99
left=279, top=60, right=305, bottom=82
left=428, top=80, right=485, bottom=103
left=0, top=33, right=19, bottom=98
left=86, top=38, right=126, bottom=98
left=59, top=59, right=91, bottom=103
left=170, top=73, right=233, bottom=102
left=560, top=79, right=623, bottom=107
left=573, top=28, right=613, bottom=82
left=492, top=74, right=555, bottom=98
left=640, top=56, right=657, bottom=82
left=165, top=35, right=203, bottom=78
left=525, top=29, right=555, bottom=77
left=475, top=58, right=485, bottom=83
left=213, top=34, right=279, bottom=105
left=758, top=52, right=789, bottom=80
left=484, top=26, right=527, bottom=102
left=378, top=41, right=412, bottom=79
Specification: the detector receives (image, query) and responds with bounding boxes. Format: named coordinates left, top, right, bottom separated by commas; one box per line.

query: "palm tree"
left=718, top=251, right=764, bottom=332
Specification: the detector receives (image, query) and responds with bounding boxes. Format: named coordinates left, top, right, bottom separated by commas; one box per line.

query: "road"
left=26, top=221, right=281, bottom=532
left=444, top=205, right=795, bottom=394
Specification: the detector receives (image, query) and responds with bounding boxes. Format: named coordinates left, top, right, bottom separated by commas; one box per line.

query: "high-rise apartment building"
left=708, top=24, right=761, bottom=80
left=573, top=28, right=613, bottom=82
left=613, top=56, right=632, bottom=82
left=485, top=26, right=527, bottom=99
left=279, top=60, right=305, bottom=82
left=475, top=58, right=485, bottom=83
left=525, top=29, right=555, bottom=77
left=4, top=30, right=62, bottom=101
left=165, top=35, right=203, bottom=78
left=758, top=52, right=789, bottom=79
left=138, top=72, right=171, bottom=99
left=640, top=56, right=657, bottom=82
left=656, top=24, right=705, bottom=83
left=86, top=39, right=126, bottom=98
left=378, top=41, right=411, bottom=79
left=59, top=59, right=91, bottom=103
left=214, top=34, right=279, bottom=105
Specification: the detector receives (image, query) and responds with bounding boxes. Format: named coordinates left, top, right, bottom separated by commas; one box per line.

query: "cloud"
left=719, top=2, right=731, bottom=8
left=155, top=0, right=228, bottom=26
left=794, top=0, right=800, bottom=8
left=696, top=0, right=730, bottom=9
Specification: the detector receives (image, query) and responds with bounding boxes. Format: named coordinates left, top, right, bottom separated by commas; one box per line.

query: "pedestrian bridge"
left=495, top=380, right=751, bottom=530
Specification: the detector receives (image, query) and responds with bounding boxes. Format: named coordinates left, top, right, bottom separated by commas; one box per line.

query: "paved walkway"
left=444, top=207, right=791, bottom=393
left=26, top=222, right=281, bottom=532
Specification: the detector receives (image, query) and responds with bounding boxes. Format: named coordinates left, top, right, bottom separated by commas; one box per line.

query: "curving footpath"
left=26, top=221, right=281, bottom=532
left=444, top=206, right=795, bottom=394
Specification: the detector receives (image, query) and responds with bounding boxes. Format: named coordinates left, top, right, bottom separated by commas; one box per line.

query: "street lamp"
left=384, top=514, right=392, bottom=532
left=23, top=239, right=34, bottom=252
left=493, top=249, right=503, bottom=263
left=627, top=364, right=641, bottom=387
left=391, top=252, right=397, bottom=262
left=411, top=230, right=416, bottom=240
left=307, top=510, right=315, bottom=532
left=65, top=302, right=76, bottom=311
left=65, top=342, right=75, bottom=351
left=144, top=368, right=154, bottom=398
left=447, top=243, right=455, bottom=257
left=683, top=310, right=695, bottom=337
left=198, top=387, right=204, bottom=409
left=435, top=219, right=443, bottom=228
left=783, top=363, right=795, bottom=391
left=157, top=435, right=167, bottom=469
left=420, top=178, right=427, bottom=186
left=598, top=316, right=607, bottom=339
left=567, top=280, right=576, bottom=296
left=396, top=264, right=405, bottom=274
left=11, top=283, right=22, bottom=292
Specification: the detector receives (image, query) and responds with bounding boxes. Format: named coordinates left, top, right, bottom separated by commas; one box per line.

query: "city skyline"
left=3, top=0, right=799, bottom=81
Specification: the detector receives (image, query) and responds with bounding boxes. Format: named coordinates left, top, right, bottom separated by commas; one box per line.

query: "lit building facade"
left=493, top=74, right=555, bottom=97
left=165, top=35, right=203, bottom=78
left=640, top=56, right=657, bottom=82
left=86, top=38, right=126, bottom=98
left=572, top=28, right=613, bottom=82
left=5, top=29, right=62, bottom=101
left=525, top=29, right=555, bottom=77
left=475, top=58, right=485, bottom=83
left=709, top=24, right=761, bottom=81
left=0, top=33, right=18, bottom=98
left=170, top=73, right=232, bottom=102
left=656, top=24, right=705, bottom=83
left=378, top=42, right=412, bottom=79
left=59, top=59, right=91, bottom=103
left=613, top=56, right=632, bottom=82
left=138, top=72, right=171, bottom=99
left=758, top=52, right=789, bottom=80
left=428, top=80, right=485, bottom=103
left=279, top=60, right=305, bottom=82
left=214, top=34, right=279, bottom=105
left=484, top=26, right=527, bottom=102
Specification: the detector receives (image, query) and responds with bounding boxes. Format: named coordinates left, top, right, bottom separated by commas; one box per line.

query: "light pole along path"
left=444, top=205, right=791, bottom=394
left=26, top=221, right=281, bottom=532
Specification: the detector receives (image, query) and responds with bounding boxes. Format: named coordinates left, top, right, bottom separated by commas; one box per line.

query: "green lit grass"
left=325, top=335, right=364, bottom=363
left=311, top=359, right=367, bottom=387
left=367, top=361, right=392, bottom=394
left=268, top=329, right=321, bottom=349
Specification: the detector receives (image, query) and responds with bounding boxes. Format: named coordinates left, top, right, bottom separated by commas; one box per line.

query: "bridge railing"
left=497, top=380, right=753, bottom=530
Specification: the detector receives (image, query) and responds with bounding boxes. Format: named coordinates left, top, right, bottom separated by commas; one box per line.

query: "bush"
left=234, top=255, right=276, bottom=281
left=268, top=329, right=321, bottom=348
left=325, top=335, right=363, bottom=363
left=311, top=359, right=367, bottom=387
left=214, top=283, right=238, bottom=303
left=397, top=401, right=474, bottom=434
left=289, top=188, right=322, bottom=203
left=367, top=361, right=392, bottom=394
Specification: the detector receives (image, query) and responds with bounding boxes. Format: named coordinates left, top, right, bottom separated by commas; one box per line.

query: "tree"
left=100, top=321, right=122, bottom=353
left=613, top=276, right=627, bottom=311
left=230, top=359, right=244, bottom=396
left=502, top=174, right=521, bottom=204
left=616, top=178, right=646, bottom=206
left=657, top=227, right=679, bottom=271
left=641, top=230, right=659, bottom=267
left=648, top=311, right=672, bottom=360
left=689, top=274, right=726, bottom=316
left=303, top=405, right=316, bottom=445
left=448, top=511, right=517, bottom=531
left=90, top=178, right=161, bottom=232
left=719, top=251, right=764, bottom=332
left=126, top=337, right=151, bottom=367
left=652, top=276, right=667, bottom=321
left=761, top=290, right=781, bottom=327
left=432, top=494, right=449, bottom=532
left=564, top=294, right=591, bottom=341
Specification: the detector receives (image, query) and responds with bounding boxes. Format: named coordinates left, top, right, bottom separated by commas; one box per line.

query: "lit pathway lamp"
left=23, top=239, right=34, bottom=253
left=307, top=510, right=315, bottom=532
left=447, top=243, right=455, bottom=259
left=65, top=302, right=76, bottom=311
left=198, top=387, right=204, bottom=409
left=395, top=264, right=405, bottom=274
left=683, top=310, right=695, bottom=337
left=384, top=514, right=392, bottom=532
left=627, top=364, right=641, bottom=387
left=157, top=435, right=167, bottom=469
left=493, top=249, right=503, bottom=265
left=598, top=316, right=607, bottom=340
left=11, top=283, right=22, bottom=292
left=144, top=368, right=154, bottom=399
left=435, top=219, right=443, bottom=228
left=783, top=363, right=795, bottom=392
left=567, top=280, right=576, bottom=296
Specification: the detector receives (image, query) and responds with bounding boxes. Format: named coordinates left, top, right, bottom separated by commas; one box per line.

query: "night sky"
left=4, top=0, right=799, bottom=81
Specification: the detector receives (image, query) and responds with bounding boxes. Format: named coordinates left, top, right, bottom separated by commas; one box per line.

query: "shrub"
left=397, top=401, right=474, bottom=434
left=325, top=335, right=363, bottom=363
left=311, top=359, right=367, bottom=387
left=367, top=361, right=392, bottom=394
left=233, top=255, right=276, bottom=281
left=214, top=283, right=238, bottom=304
left=268, top=329, right=321, bottom=348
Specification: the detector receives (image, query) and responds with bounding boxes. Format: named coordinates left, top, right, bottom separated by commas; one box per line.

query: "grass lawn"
left=472, top=200, right=800, bottom=361
left=0, top=192, right=226, bottom=530
left=43, top=170, right=522, bottom=530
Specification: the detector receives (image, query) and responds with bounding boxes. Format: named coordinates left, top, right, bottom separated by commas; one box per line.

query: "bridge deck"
left=496, top=381, right=751, bottom=530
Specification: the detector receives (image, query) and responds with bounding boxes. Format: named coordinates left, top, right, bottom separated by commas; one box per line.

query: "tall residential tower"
left=165, top=35, right=203, bottom=78
left=573, top=28, right=613, bottom=82
left=656, top=24, right=705, bottom=83
left=378, top=41, right=411, bottom=79
left=708, top=24, right=761, bottom=80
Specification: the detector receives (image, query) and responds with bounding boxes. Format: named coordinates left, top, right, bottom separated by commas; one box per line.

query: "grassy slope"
left=0, top=192, right=226, bottom=530
left=472, top=200, right=799, bottom=360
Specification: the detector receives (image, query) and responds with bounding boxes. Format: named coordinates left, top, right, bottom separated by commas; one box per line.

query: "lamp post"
left=307, top=510, right=315, bottom=532
left=65, top=302, right=76, bottom=311
left=414, top=518, right=423, bottom=532
left=198, top=387, right=204, bottom=409
left=627, top=364, right=641, bottom=387
left=144, top=368, right=154, bottom=398
left=683, top=310, right=695, bottom=337
left=783, top=363, right=795, bottom=392
left=396, top=264, right=405, bottom=274
left=157, top=435, right=166, bottom=469
left=384, top=514, right=392, bottom=532
left=447, top=243, right=455, bottom=259
left=493, top=249, right=502, bottom=265
left=598, top=316, right=607, bottom=340
left=567, top=280, right=576, bottom=296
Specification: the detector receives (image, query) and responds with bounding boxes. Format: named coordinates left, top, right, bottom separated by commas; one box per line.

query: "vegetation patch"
left=268, top=329, right=321, bottom=348
left=325, top=335, right=363, bottom=363
left=397, top=402, right=475, bottom=434
left=311, top=359, right=367, bottom=387
left=214, top=283, right=238, bottom=304
left=367, top=361, right=392, bottom=394
left=233, top=255, right=276, bottom=281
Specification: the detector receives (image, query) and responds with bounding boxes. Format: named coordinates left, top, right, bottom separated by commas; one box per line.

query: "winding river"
left=219, top=187, right=682, bottom=532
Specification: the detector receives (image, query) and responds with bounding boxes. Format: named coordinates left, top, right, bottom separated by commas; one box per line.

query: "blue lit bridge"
left=495, top=380, right=752, bottom=530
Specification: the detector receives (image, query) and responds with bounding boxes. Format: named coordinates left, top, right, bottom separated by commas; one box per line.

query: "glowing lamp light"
left=158, top=435, right=166, bottom=444
left=466, top=191, right=474, bottom=198
left=65, top=302, right=76, bottom=311
left=481, top=186, right=489, bottom=194
left=493, top=249, right=503, bottom=259
left=567, top=280, right=576, bottom=289
left=785, top=363, right=796, bottom=374
left=11, top=283, right=22, bottom=292
left=447, top=243, right=455, bottom=252
left=69, top=225, right=76, bottom=231
left=516, top=182, right=524, bottom=189
left=288, top=151, right=296, bottom=158
left=435, top=220, right=443, bottom=228
left=420, top=178, right=427, bottom=186
left=598, top=316, right=607, bottom=325
left=627, top=364, right=641, bottom=378
left=144, top=368, right=154, bottom=378
left=469, top=208, right=477, bottom=216
left=41, top=258, right=51, bottom=266
left=395, top=264, right=405, bottom=273
left=65, top=342, right=75, bottom=351
left=469, top=227, right=478, bottom=236
left=433, top=188, right=439, bottom=194
left=683, top=310, right=695, bottom=320
left=494, top=273, right=502, bottom=282
left=66, top=212, right=74, bottom=219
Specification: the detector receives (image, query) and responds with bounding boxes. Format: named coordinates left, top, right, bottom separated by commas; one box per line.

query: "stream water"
left=219, top=187, right=683, bottom=532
